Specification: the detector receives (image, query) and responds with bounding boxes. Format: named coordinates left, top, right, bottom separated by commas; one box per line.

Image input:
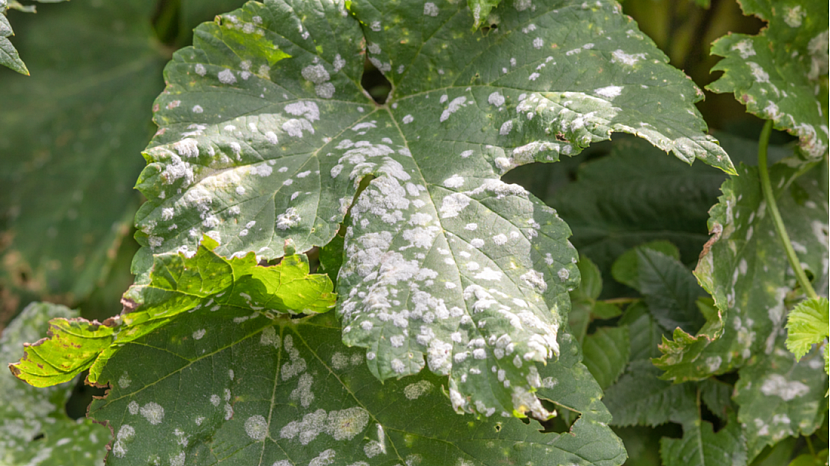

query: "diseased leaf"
left=86, top=309, right=626, bottom=466
left=656, top=159, right=829, bottom=382
left=734, top=335, right=828, bottom=461
left=133, top=0, right=732, bottom=419
left=0, top=11, right=27, bottom=75
left=10, top=238, right=336, bottom=387
left=785, top=297, right=829, bottom=362
left=467, top=0, right=502, bottom=28
left=660, top=414, right=747, bottom=466
left=582, top=326, right=630, bottom=390
left=708, top=0, right=829, bottom=160
left=0, top=302, right=109, bottom=465
left=0, top=0, right=166, bottom=313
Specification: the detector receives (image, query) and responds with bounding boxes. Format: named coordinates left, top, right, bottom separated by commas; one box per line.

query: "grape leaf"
left=10, top=238, right=335, bottom=387
left=86, top=309, right=626, bottom=466
left=708, top=0, right=829, bottom=160
left=0, top=302, right=109, bottom=465
left=734, top=335, right=829, bottom=461
left=655, top=159, right=829, bottom=382
left=582, top=326, right=630, bottom=390
left=0, top=0, right=167, bottom=314
left=660, top=413, right=748, bottom=466
left=134, top=0, right=733, bottom=419
left=785, top=297, right=829, bottom=365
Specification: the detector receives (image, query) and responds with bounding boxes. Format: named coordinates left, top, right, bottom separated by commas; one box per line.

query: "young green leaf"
left=10, top=238, right=336, bottom=387
left=86, top=309, right=626, bottom=466
left=785, top=297, right=829, bottom=364
left=656, top=159, right=829, bottom=382
left=660, top=414, right=747, bottom=466
left=0, top=302, right=109, bottom=465
left=582, top=326, right=630, bottom=390
left=0, top=0, right=167, bottom=308
left=132, top=0, right=733, bottom=420
left=734, top=335, right=828, bottom=461
left=612, top=240, right=681, bottom=290
left=708, top=0, right=829, bottom=160
left=603, top=364, right=697, bottom=427
left=699, top=378, right=736, bottom=421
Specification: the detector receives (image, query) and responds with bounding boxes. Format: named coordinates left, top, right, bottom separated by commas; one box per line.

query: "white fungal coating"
left=245, top=415, right=269, bottom=441
left=139, top=402, right=165, bottom=425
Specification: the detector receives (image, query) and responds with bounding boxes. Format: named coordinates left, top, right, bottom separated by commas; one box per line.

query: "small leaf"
left=634, top=248, right=707, bottom=333
left=1, top=303, right=109, bottom=465
left=699, top=378, right=735, bottom=421
left=0, top=13, right=28, bottom=75
left=619, top=300, right=669, bottom=362
left=660, top=414, right=747, bottom=466
left=582, top=326, right=630, bottom=390
left=785, top=297, right=829, bottom=362
left=612, top=240, right=681, bottom=290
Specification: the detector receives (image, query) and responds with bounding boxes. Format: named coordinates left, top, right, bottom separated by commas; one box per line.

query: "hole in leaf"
left=66, top=371, right=107, bottom=420
left=494, top=422, right=502, bottom=432
left=538, top=401, right=580, bottom=433
left=479, top=22, right=498, bottom=35
left=361, top=57, right=391, bottom=104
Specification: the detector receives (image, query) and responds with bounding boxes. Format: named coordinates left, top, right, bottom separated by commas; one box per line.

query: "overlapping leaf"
left=708, top=0, right=829, bottom=159
left=134, top=0, right=732, bottom=418
left=660, top=414, right=747, bottom=466
left=10, top=238, right=335, bottom=387
left=86, top=309, right=626, bottom=466
left=0, top=0, right=166, bottom=315
left=656, top=159, right=829, bottom=382
left=0, top=302, right=109, bottom=465
left=0, top=0, right=69, bottom=75
left=734, top=335, right=828, bottom=461
left=785, top=297, right=829, bottom=368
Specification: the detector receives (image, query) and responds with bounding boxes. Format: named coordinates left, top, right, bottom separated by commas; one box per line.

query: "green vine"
left=757, top=120, right=818, bottom=301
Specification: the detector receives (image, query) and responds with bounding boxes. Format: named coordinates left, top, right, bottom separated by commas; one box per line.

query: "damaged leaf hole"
left=361, top=56, right=391, bottom=104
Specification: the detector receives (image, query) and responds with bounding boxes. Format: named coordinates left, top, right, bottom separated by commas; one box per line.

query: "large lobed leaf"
left=10, top=238, right=335, bottom=387
left=708, top=0, right=829, bottom=159
left=655, top=158, right=829, bottom=382
left=0, top=0, right=166, bottom=314
left=86, top=308, right=626, bottom=466
left=133, top=0, right=732, bottom=419
left=0, top=302, right=109, bottom=465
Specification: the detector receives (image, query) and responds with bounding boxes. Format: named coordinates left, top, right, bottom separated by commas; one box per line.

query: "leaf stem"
left=805, top=435, right=816, bottom=457
left=757, top=120, right=818, bottom=300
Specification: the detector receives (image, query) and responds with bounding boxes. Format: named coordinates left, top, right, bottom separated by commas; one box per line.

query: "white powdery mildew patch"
left=423, top=2, right=439, bottom=16
left=128, top=401, right=139, bottom=415
left=440, top=96, right=467, bottom=122
left=760, top=374, right=810, bottom=401
left=118, top=372, right=131, bottom=389
left=290, top=373, right=315, bottom=408
left=403, top=380, right=433, bottom=400
left=611, top=49, right=646, bottom=66
left=310, top=449, right=336, bottom=466
left=192, top=329, right=206, bottom=340
left=218, top=69, right=236, bottom=84
left=245, top=415, right=268, bottom=441
left=112, top=424, right=135, bottom=458
left=276, top=207, right=302, bottom=230
left=594, top=85, right=623, bottom=99
left=279, top=407, right=370, bottom=445
left=140, top=402, right=164, bottom=425
left=488, top=92, right=505, bottom=107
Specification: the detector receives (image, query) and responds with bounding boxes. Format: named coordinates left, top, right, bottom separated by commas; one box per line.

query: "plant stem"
left=805, top=436, right=816, bottom=457
left=757, top=120, right=818, bottom=300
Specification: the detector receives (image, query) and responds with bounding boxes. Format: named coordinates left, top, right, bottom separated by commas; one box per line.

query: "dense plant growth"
left=0, top=0, right=827, bottom=465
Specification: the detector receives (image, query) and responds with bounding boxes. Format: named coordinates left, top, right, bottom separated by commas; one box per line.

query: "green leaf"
left=660, top=414, right=748, bottom=466
left=582, top=326, right=630, bottom=390
left=0, top=12, right=28, bottom=75
left=551, top=134, right=774, bottom=299
left=699, top=378, right=735, bottom=421
left=467, top=0, right=502, bottom=28
left=619, top=300, right=669, bottom=362
left=708, top=0, right=829, bottom=160
left=133, top=0, right=733, bottom=419
left=318, top=233, right=344, bottom=285
left=636, top=248, right=707, bottom=334
left=603, top=364, right=697, bottom=427
left=10, top=238, right=336, bottom=387
left=569, top=255, right=622, bottom=342
left=785, top=297, right=829, bottom=362
left=86, top=309, right=626, bottom=466
left=612, top=240, right=681, bottom=290
left=0, top=0, right=166, bottom=310
left=655, top=159, right=829, bottom=382
left=734, top=335, right=829, bottom=461
left=0, top=302, right=109, bottom=465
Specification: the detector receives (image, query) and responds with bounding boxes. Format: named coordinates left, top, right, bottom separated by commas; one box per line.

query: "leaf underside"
left=133, top=0, right=732, bottom=418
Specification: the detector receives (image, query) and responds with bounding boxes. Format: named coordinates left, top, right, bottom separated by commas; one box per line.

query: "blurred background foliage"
left=0, top=0, right=818, bottom=464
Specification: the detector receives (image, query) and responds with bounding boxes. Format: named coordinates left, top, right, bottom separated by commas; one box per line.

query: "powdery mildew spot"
left=140, top=402, right=165, bottom=425
left=192, top=329, right=206, bottom=340
left=760, top=374, right=810, bottom=401
left=128, top=401, right=139, bottom=415
left=245, top=415, right=268, bottom=441
left=118, top=372, right=131, bottom=389
left=403, top=380, right=433, bottom=400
